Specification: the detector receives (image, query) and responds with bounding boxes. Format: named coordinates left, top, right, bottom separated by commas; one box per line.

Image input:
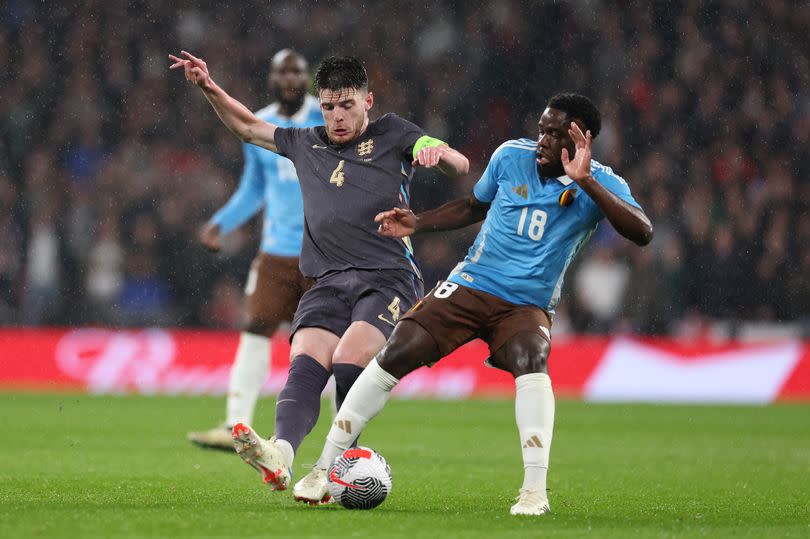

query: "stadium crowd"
left=1, top=0, right=808, bottom=336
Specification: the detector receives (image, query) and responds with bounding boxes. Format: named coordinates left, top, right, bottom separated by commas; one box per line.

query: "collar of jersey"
left=537, top=172, right=575, bottom=186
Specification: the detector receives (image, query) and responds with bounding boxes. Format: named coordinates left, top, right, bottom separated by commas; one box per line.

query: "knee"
left=332, top=345, right=369, bottom=366
left=494, top=334, right=550, bottom=378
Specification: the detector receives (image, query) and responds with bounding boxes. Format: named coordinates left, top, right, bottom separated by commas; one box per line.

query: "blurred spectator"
left=85, top=211, right=124, bottom=320
left=0, top=0, right=807, bottom=334
left=574, top=244, right=630, bottom=333
left=22, top=198, right=61, bottom=324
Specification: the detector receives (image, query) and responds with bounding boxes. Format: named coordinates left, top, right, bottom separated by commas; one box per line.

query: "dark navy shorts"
left=291, top=268, right=424, bottom=340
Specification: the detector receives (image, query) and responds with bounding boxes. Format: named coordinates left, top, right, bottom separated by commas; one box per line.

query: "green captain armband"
left=412, top=135, right=447, bottom=159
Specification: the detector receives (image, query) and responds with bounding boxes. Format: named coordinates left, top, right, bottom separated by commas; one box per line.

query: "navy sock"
left=333, top=363, right=365, bottom=411
left=274, top=354, right=330, bottom=453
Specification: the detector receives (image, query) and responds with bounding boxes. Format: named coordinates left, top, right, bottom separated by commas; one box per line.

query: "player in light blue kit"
left=306, top=94, right=653, bottom=513
left=188, top=50, right=322, bottom=450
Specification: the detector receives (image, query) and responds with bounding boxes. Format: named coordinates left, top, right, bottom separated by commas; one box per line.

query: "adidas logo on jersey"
left=513, top=184, right=528, bottom=199
left=523, top=435, right=543, bottom=448
left=335, top=420, right=352, bottom=434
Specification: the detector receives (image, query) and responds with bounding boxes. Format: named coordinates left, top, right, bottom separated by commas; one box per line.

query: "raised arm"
left=375, top=193, right=489, bottom=238
left=412, top=137, right=470, bottom=178
left=168, top=51, right=280, bottom=153
left=562, top=122, right=653, bottom=246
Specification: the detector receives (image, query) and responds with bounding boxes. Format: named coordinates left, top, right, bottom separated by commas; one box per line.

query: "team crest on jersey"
left=357, top=139, right=374, bottom=157
left=512, top=184, right=528, bottom=199
left=559, top=189, right=577, bottom=207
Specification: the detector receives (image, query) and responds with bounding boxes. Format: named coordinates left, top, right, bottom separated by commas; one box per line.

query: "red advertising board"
left=1, top=328, right=808, bottom=402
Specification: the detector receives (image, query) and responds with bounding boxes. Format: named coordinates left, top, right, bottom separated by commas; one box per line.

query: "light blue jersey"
left=447, top=138, right=640, bottom=315
left=211, top=95, right=322, bottom=256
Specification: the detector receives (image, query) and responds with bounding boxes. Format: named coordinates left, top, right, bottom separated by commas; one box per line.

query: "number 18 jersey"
left=447, top=138, right=640, bottom=315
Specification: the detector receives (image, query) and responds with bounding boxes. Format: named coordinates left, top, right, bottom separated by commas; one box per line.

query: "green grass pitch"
left=1, top=393, right=808, bottom=538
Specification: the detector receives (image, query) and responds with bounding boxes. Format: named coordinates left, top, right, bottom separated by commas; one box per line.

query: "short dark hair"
left=547, top=93, right=601, bottom=138
left=314, top=56, right=368, bottom=91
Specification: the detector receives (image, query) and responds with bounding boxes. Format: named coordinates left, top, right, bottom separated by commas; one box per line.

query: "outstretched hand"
left=375, top=208, right=416, bottom=237
left=168, top=50, right=212, bottom=88
left=561, top=122, right=592, bottom=182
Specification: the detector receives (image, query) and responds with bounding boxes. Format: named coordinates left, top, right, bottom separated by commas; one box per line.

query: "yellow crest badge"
left=357, top=139, right=374, bottom=157
left=512, top=184, right=528, bottom=199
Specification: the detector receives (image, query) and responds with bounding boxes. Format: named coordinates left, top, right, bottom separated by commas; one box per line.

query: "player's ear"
left=365, top=91, right=374, bottom=111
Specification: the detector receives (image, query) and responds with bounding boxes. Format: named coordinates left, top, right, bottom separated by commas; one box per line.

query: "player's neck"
left=357, top=116, right=370, bottom=138
left=536, top=164, right=564, bottom=181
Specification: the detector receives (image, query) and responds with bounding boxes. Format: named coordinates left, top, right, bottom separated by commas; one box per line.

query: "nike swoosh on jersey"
left=312, top=144, right=328, bottom=149
left=377, top=314, right=396, bottom=327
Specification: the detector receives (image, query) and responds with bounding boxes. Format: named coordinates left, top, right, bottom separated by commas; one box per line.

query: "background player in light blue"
left=188, top=50, right=322, bottom=450
left=309, top=93, right=653, bottom=515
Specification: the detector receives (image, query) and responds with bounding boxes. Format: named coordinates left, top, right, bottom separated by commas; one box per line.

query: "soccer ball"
left=327, top=446, right=392, bottom=509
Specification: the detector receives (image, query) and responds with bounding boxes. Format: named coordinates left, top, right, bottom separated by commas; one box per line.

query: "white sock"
left=225, top=332, right=270, bottom=426
left=315, top=359, right=399, bottom=469
left=274, top=438, right=294, bottom=469
left=515, top=373, right=555, bottom=493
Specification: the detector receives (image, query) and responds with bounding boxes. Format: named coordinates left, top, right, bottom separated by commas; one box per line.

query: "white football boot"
left=231, top=423, right=291, bottom=491
left=293, top=467, right=332, bottom=505
left=187, top=424, right=234, bottom=451
left=510, top=489, right=551, bottom=516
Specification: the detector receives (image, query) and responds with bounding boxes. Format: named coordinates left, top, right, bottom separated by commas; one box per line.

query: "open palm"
left=561, top=122, right=592, bottom=182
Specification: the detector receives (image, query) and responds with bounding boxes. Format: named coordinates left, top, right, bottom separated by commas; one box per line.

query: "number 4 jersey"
left=274, top=113, right=425, bottom=279
left=447, top=138, right=641, bottom=315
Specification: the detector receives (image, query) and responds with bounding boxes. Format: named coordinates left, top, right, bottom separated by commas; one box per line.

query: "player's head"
left=269, top=49, right=309, bottom=109
left=314, top=55, right=373, bottom=145
left=536, top=93, right=601, bottom=178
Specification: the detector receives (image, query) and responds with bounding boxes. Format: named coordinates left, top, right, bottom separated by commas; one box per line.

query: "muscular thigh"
left=484, top=302, right=551, bottom=359
left=332, top=321, right=387, bottom=368
left=244, top=253, right=311, bottom=334
left=486, top=303, right=552, bottom=377
left=401, top=280, right=484, bottom=358
left=290, top=272, right=353, bottom=341
left=376, top=319, right=443, bottom=380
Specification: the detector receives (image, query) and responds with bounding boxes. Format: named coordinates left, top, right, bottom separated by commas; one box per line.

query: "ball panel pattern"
left=327, top=446, right=392, bottom=510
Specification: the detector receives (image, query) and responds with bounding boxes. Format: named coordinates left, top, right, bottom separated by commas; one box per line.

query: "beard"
left=275, top=87, right=306, bottom=110
left=537, top=160, right=565, bottom=178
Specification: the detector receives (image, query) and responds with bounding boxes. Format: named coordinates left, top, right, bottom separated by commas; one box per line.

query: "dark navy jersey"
left=274, top=113, right=425, bottom=279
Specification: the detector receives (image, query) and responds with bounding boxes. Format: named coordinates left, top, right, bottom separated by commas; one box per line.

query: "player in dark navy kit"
left=169, top=51, right=469, bottom=501
left=309, top=94, right=653, bottom=515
